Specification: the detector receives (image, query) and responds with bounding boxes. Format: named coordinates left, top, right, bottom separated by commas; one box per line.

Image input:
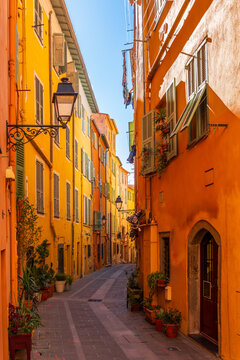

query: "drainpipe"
left=98, top=137, right=101, bottom=268
left=9, top=0, right=18, bottom=299
left=105, top=148, right=108, bottom=265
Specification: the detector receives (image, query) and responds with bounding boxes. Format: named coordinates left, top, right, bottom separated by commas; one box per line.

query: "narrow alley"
left=30, top=265, right=216, bottom=360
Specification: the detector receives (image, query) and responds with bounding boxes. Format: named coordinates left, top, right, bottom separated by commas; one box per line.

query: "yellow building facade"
left=16, top=0, right=98, bottom=278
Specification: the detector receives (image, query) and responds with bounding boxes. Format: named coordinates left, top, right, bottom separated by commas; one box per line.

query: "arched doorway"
left=188, top=221, right=221, bottom=350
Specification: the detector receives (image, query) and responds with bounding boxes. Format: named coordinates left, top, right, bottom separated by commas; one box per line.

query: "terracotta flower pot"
left=144, top=307, right=156, bottom=324
left=131, top=304, right=140, bottom=311
left=9, top=333, right=32, bottom=360
left=164, top=324, right=178, bottom=337
left=55, top=280, right=66, bottom=293
left=157, top=279, right=167, bottom=288
left=41, top=288, right=49, bottom=301
left=156, top=319, right=163, bottom=332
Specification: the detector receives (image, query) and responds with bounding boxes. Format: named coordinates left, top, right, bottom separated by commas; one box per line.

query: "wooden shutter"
left=90, top=161, right=94, bottom=182
left=197, top=43, right=207, bottom=88
left=66, top=126, right=70, bottom=158
left=82, top=105, right=85, bottom=133
left=75, top=189, right=79, bottom=223
left=53, top=34, right=65, bottom=67
left=142, top=110, right=155, bottom=174
left=66, top=182, right=70, bottom=220
left=85, top=153, right=88, bottom=178
left=75, top=139, right=78, bottom=169
left=95, top=211, right=102, bottom=231
left=16, top=142, right=24, bottom=199
left=166, top=79, right=177, bottom=160
left=40, top=82, right=43, bottom=125
left=88, top=199, right=91, bottom=225
left=74, top=73, right=80, bottom=116
left=54, top=173, right=59, bottom=218
left=35, top=76, right=39, bottom=123
left=36, top=161, right=43, bottom=213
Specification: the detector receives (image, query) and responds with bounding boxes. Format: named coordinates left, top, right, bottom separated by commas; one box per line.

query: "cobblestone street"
left=17, top=264, right=218, bottom=360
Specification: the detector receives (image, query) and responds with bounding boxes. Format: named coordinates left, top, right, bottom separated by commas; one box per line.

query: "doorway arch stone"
left=187, top=220, right=221, bottom=343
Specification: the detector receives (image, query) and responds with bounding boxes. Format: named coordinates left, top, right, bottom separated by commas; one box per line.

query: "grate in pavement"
left=88, top=299, right=102, bottom=302
left=168, top=346, right=181, bottom=351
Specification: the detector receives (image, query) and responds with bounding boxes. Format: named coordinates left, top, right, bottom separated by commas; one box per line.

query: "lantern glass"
left=115, top=196, right=123, bottom=211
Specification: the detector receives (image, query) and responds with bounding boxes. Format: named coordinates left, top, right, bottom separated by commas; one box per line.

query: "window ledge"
left=187, top=131, right=209, bottom=150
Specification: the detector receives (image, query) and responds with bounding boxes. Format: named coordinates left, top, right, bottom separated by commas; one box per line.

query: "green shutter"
left=128, top=121, right=134, bottom=151
left=16, top=142, right=24, bottom=199
left=96, top=211, right=102, bottom=231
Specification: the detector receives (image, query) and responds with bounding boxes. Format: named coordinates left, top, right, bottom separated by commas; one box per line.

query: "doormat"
left=189, top=334, right=218, bottom=354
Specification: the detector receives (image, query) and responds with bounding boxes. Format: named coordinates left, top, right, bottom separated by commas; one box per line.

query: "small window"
left=35, top=76, right=43, bottom=125
left=160, top=234, right=170, bottom=280
left=94, top=132, right=97, bottom=149
left=66, top=126, right=70, bottom=159
left=88, top=245, right=91, bottom=258
left=53, top=173, right=59, bottom=218
left=66, top=182, right=71, bottom=220
left=36, top=160, right=44, bottom=214
left=34, top=0, right=43, bottom=42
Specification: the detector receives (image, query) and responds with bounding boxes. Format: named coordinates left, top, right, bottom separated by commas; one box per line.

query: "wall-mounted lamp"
left=7, top=78, right=78, bottom=151
left=115, top=195, right=135, bottom=214
left=6, top=166, right=15, bottom=182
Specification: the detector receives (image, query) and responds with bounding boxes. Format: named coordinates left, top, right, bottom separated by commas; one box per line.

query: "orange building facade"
left=0, top=0, right=18, bottom=357
left=133, top=1, right=240, bottom=359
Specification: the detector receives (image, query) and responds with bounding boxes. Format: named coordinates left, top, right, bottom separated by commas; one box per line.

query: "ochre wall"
left=134, top=1, right=240, bottom=359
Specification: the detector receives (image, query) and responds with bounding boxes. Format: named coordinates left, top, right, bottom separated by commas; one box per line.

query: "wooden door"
left=200, top=233, right=218, bottom=343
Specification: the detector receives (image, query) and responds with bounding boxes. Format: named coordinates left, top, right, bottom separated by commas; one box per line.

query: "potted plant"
left=65, top=275, right=73, bottom=291
left=147, top=271, right=169, bottom=290
left=126, top=271, right=142, bottom=310
left=155, top=308, right=164, bottom=332
left=162, top=308, right=182, bottom=337
left=18, top=267, right=40, bottom=309
left=142, top=298, right=160, bottom=324
left=8, top=302, right=42, bottom=360
left=55, top=273, right=67, bottom=293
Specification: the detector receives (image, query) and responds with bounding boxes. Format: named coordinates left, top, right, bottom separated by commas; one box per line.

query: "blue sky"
left=65, top=0, right=134, bottom=184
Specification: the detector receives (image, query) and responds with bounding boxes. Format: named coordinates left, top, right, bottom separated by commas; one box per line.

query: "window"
left=94, top=132, right=97, bottom=149
left=154, top=0, right=166, bottom=24
left=83, top=195, right=87, bottom=224
left=142, top=111, right=155, bottom=175
left=35, top=76, right=43, bottom=124
left=88, top=245, right=91, bottom=258
left=75, top=139, right=78, bottom=169
left=36, top=160, right=44, bottom=214
left=166, top=80, right=177, bottom=160
left=75, top=188, right=79, bottom=223
left=66, top=126, right=70, bottom=159
left=66, top=182, right=71, bottom=220
left=160, top=234, right=170, bottom=280
left=34, top=0, right=43, bottom=41
left=54, top=110, right=60, bottom=145
left=171, top=41, right=208, bottom=143
left=94, top=211, right=102, bottom=231
left=82, top=105, right=85, bottom=134
left=88, top=198, right=91, bottom=225
left=53, top=173, right=59, bottom=218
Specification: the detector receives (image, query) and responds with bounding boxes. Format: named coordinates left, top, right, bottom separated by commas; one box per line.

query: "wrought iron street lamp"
left=115, top=195, right=135, bottom=214
left=7, top=78, right=77, bottom=151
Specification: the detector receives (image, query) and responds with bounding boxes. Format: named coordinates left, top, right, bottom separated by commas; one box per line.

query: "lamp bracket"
left=6, top=122, right=64, bottom=151
left=118, top=209, right=135, bottom=214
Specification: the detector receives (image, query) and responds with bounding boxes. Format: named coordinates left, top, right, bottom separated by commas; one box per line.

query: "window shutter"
left=53, top=34, right=65, bottom=67
left=166, top=79, right=177, bottom=160
left=75, top=139, right=78, bottom=169
left=90, top=161, right=94, bottom=182
left=96, top=211, right=102, bottom=231
left=85, top=153, right=88, bottom=178
left=142, top=110, right=155, bottom=174
left=16, top=142, right=24, bottom=199
left=88, top=198, right=91, bottom=225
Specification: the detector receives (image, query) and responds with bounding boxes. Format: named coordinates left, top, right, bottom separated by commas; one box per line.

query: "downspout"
left=72, top=111, right=75, bottom=274
left=48, top=11, right=57, bottom=263
left=98, top=136, right=101, bottom=268
left=105, top=148, right=108, bottom=265
left=9, top=0, right=18, bottom=298
left=81, top=151, right=83, bottom=277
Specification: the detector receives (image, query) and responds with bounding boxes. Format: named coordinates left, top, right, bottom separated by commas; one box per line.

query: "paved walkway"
left=27, top=264, right=217, bottom=360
